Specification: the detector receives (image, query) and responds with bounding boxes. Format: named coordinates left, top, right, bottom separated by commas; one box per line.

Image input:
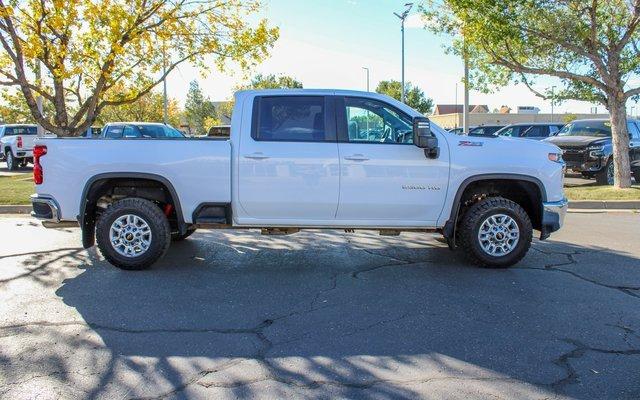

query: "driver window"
left=344, top=98, right=413, bottom=144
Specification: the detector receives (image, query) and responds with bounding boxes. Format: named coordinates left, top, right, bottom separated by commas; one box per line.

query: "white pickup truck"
left=0, top=124, right=38, bottom=170
left=31, top=89, right=568, bottom=270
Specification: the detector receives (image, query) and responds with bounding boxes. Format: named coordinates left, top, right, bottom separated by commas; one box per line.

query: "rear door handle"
left=244, top=152, right=270, bottom=160
left=344, top=154, right=369, bottom=161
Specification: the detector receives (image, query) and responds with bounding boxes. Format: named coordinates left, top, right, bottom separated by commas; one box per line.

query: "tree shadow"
left=1, top=229, right=639, bottom=399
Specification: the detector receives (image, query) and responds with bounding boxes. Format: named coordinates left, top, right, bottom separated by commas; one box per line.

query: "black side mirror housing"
left=413, top=117, right=439, bottom=159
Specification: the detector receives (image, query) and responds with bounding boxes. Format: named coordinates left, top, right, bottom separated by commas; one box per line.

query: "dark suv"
left=495, top=123, right=565, bottom=140
left=545, top=118, right=640, bottom=185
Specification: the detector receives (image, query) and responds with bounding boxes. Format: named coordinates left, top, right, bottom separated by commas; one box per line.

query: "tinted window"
left=123, top=125, right=138, bottom=138
left=549, top=125, right=561, bottom=135
left=627, top=122, right=640, bottom=139
left=522, top=125, right=547, bottom=137
left=134, top=124, right=184, bottom=138
left=5, top=126, right=36, bottom=135
left=557, top=120, right=611, bottom=137
left=497, top=126, right=519, bottom=137
left=254, top=96, right=328, bottom=142
left=105, top=125, right=124, bottom=138
left=343, top=97, right=413, bottom=144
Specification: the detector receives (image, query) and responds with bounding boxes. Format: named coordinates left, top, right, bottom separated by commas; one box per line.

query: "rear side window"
left=522, top=125, right=547, bottom=137
left=105, top=125, right=124, bottom=138
left=252, top=96, right=333, bottom=142
left=5, top=126, right=36, bottom=135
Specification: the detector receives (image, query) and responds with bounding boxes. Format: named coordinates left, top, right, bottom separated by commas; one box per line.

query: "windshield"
left=132, top=124, right=184, bottom=138
left=557, top=120, right=611, bottom=137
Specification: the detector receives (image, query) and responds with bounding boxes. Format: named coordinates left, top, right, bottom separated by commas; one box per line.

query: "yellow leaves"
left=1, top=0, right=278, bottom=135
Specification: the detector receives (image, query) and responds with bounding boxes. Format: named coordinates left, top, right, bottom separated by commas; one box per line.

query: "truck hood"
left=545, top=135, right=609, bottom=148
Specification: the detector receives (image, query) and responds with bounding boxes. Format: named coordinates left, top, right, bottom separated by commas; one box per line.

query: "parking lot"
left=0, top=212, right=638, bottom=399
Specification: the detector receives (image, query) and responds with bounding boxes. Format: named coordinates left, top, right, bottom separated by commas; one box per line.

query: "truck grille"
left=561, top=149, right=587, bottom=163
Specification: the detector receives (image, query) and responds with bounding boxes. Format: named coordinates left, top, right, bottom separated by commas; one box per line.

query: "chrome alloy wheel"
left=477, top=214, right=520, bottom=256
left=109, top=214, right=152, bottom=257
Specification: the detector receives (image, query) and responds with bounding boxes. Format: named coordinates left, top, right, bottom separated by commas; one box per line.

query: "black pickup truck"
left=545, top=118, right=640, bottom=185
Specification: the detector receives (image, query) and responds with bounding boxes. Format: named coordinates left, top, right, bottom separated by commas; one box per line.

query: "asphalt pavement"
left=0, top=212, right=639, bottom=399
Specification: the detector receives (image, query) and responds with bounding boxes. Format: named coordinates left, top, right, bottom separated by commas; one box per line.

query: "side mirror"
left=413, top=117, right=439, bottom=159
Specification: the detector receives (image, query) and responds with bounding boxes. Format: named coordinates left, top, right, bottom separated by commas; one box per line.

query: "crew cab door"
left=335, top=97, right=448, bottom=225
left=237, top=95, right=340, bottom=221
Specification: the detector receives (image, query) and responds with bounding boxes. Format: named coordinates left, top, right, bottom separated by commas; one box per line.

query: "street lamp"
left=362, top=67, right=370, bottom=92
left=394, top=3, right=413, bottom=103
left=551, top=85, right=556, bottom=122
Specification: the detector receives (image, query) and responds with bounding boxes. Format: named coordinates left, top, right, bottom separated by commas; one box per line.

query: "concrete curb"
left=568, top=200, right=640, bottom=210
left=0, top=205, right=31, bottom=214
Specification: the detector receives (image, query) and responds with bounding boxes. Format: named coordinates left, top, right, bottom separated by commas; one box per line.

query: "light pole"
left=362, top=67, right=370, bottom=92
left=394, top=3, right=413, bottom=103
left=162, top=42, right=168, bottom=125
left=550, top=85, right=556, bottom=122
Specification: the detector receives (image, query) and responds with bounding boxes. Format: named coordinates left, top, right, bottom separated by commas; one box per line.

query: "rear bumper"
left=16, top=150, right=33, bottom=158
left=540, top=198, right=568, bottom=240
left=30, top=194, right=60, bottom=222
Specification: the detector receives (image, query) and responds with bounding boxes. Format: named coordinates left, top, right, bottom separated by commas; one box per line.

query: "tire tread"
left=95, top=198, right=171, bottom=270
left=458, top=196, right=532, bottom=268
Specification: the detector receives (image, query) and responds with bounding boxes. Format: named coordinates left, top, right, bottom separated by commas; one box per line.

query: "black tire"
left=95, top=198, right=171, bottom=270
left=5, top=150, right=16, bottom=171
left=632, top=168, right=640, bottom=183
left=458, top=197, right=533, bottom=268
left=595, top=160, right=614, bottom=185
left=171, top=227, right=196, bottom=241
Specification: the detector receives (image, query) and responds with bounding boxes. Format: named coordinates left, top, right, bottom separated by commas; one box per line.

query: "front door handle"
left=344, top=154, right=369, bottom=161
left=244, top=152, right=270, bottom=160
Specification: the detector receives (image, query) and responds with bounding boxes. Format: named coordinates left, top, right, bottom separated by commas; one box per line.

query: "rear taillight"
left=16, top=136, right=22, bottom=148
left=33, top=144, right=47, bottom=185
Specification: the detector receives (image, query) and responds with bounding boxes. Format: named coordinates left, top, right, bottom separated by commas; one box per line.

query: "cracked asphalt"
left=0, top=212, right=639, bottom=400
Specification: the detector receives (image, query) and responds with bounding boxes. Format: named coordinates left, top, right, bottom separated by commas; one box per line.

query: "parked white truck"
left=0, top=124, right=38, bottom=170
left=31, top=89, right=568, bottom=270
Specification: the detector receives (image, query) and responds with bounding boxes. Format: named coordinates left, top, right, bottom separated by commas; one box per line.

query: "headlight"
left=586, top=145, right=604, bottom=151
left=548, top=152, right=563, bottom=163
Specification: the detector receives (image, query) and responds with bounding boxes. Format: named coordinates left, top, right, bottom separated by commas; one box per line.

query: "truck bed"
left=35, top=137, right=231, bottom=223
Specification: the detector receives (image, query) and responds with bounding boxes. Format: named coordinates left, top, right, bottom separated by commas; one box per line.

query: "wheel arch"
left=442, top=174, right=546, bottom=242
left=79, top=172, right=186, bottom=248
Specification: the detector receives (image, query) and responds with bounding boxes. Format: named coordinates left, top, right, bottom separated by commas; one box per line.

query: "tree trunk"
left=607, top=97, right=633, bottom=189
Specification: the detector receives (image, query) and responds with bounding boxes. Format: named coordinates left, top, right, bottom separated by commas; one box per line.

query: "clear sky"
left=165, top=0, right=627, bottom=115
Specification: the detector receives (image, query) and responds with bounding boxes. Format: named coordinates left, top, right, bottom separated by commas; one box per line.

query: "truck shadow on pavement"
left=3, top=229, right=639, bottom=399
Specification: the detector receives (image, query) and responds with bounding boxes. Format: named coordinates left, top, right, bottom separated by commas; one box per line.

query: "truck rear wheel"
left=458, top=197, right=532, bottom=268
left=95, top=198, right=171, bottom=270
left=5, top=150, right=16, bottom=171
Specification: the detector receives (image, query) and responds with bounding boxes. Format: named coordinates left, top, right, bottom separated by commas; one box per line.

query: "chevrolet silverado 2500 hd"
left=31, top=89, right=568, bottom=270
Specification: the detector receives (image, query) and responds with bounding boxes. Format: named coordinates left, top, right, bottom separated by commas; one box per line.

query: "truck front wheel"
left=458, top=197, right=532, bottom=268
left=95, top=198, right=171, bottom=270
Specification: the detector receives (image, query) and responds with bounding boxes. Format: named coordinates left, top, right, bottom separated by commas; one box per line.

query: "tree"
left=375, top=80, right=434, bottom=114
left=0, top=0, right=278, bottom=136
left=184, top=80, right=217, bottom=135
left=422, top=0, right=640, bottom=188
left=97, top=88, right=182, bottom=128
left=240, top=73, right=303, bottom=90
